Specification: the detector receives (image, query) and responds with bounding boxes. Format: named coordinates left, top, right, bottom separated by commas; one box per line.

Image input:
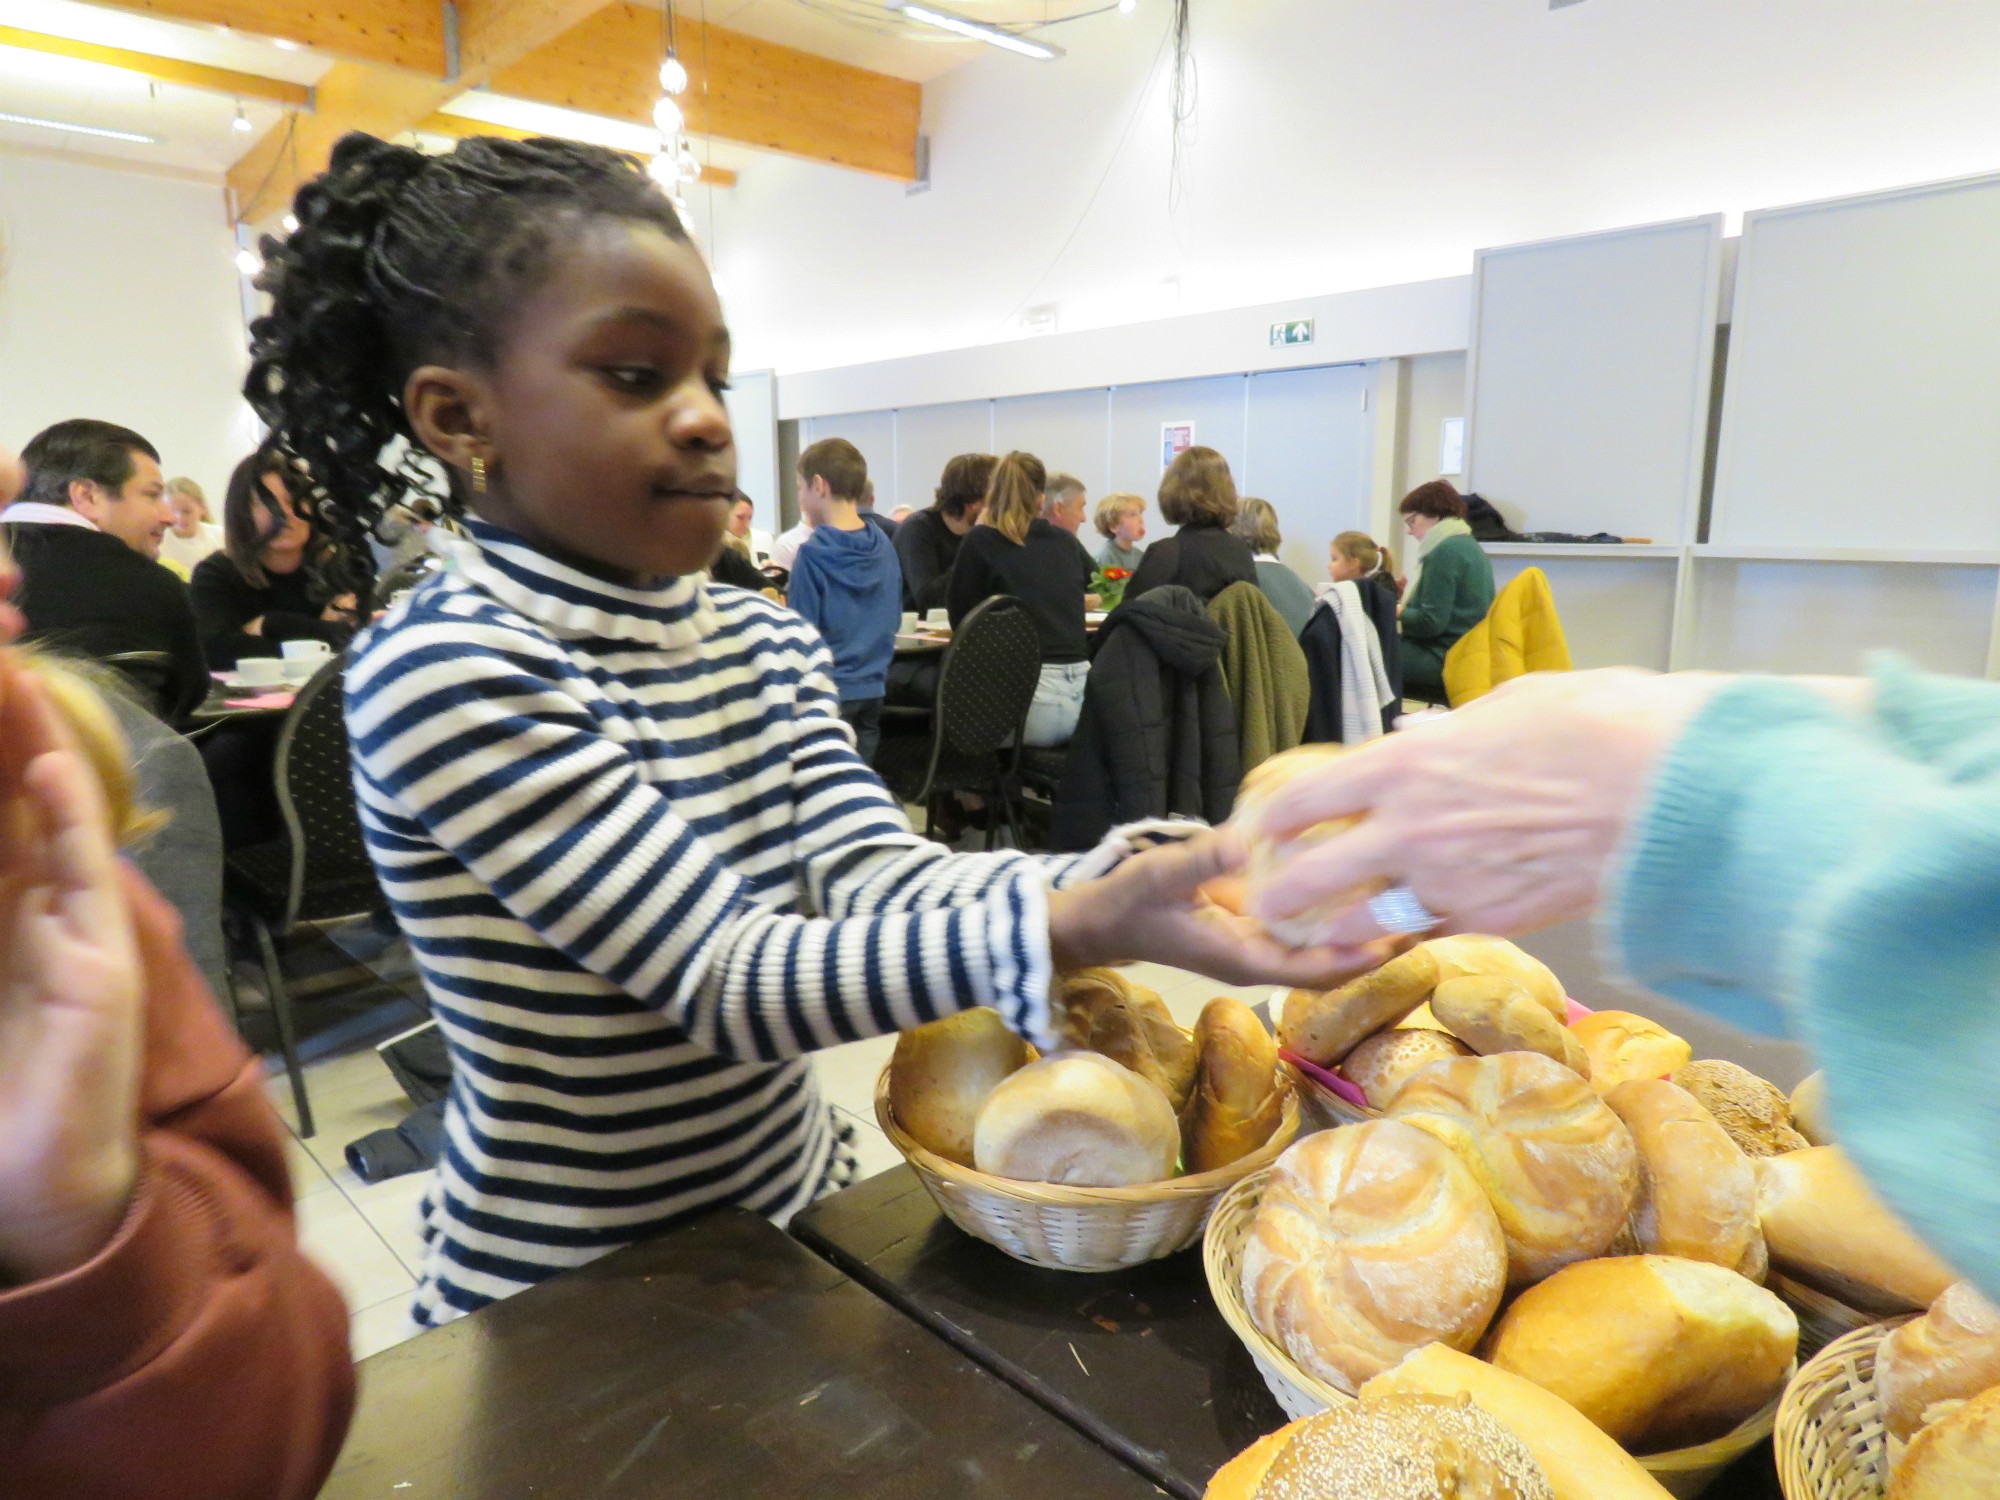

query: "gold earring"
left=470, top=454, right=487, bottom=494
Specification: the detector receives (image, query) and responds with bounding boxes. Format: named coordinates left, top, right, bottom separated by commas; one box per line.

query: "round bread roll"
left=1571, top=1010, right=1691, bottom=1095
left=972, top=1052, right=1179, bottom=1186
left=1060, top=967, right=1199, bottom=1112
left=1675, top=1058, right=1809, bottom=1158
left=1342, top=1028, right=1472, bottom=1112
left=1430, top=976, right=1591, bottom=1077
left=1279, top=945, right=1441, bottom=1066
left=1879, top=1281, right=2000, bottom=1443
left=1604, top=1077, right=1764, bottom=1278
left=1240, top=1121, right=1507, bottom=1395
left=1234, top=744, right=1380, bottom=946
left=1481, top=1255, right=1798, bottom=1452
left=1361, top=1344, right=1678, bottom=1500
left=1396, top=1001, right=1453, bottom=1034
left=1890, top=1383, right=2000, bottom=1500
left=1790, top=1069, right=1834, bottom=1145
left=1202, top=1394, right=1554, bottom=1500
left=1756, top=1146, right=1957, bottom=1313
left=1180, top=997, right=1285, bottom=1173
left=1388, top=1052, right=1639, bottom=1286
left=1417, top=935, right=1566, bottom=1023
left=887, top=1008, right=1034, bottom=1166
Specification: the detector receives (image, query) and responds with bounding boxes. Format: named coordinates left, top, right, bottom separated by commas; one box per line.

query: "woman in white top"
left=158, top=477, right=224, bottom=578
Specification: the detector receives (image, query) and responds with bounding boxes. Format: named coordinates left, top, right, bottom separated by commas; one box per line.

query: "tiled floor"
left=277, top=959, right=1283, bottom=1362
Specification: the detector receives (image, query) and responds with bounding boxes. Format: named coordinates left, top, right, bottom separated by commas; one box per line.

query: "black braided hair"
left=244, top=132, right=691, bottom=592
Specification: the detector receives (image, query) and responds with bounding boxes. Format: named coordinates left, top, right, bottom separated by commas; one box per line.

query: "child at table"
left=245, top=133, right=1369, bottom=1328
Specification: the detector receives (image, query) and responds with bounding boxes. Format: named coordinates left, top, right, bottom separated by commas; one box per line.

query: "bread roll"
left=1605, top=1077, right=1764, bottom=1277
left=1430, top=976, right=1591, bottom=1077
left=1890, top=1383, right=2000, bottom=1500
left=1180, top=997, right=1285, bottom=1173
left=1361, top=1344, right=1678, bottom=1500
left=1878, top=1282, right=2000, bottom=1443
left=1676, top=1058, right=1809, bottom=1158
left=1417, top=935, right=1566, bottom=1023
left=1201, top=1395, right=1554, bottom=1500
left=1240, top=1121, right=1507, bottom=1395
left=1790, top=1069, right=1834, bottom=1146
left=1388, top=1051, right=1638, bottom=1286
left=1396, top=1001, right=1453, bottom=1034
left=1342, top=1028, right=1473, bottom=1112
left=1756, top=1146, right=1958, bottom=1313
left=1234, top=744, right=1379, bottom=946
left=887, top=1008, right=1034, bottom=1166
left=973, top=1053, right=1179, bottom=1186
left=1571, top=1011, right=1691, bottom=1095
left=1482, top=1255, right=1797, bottom=1451
left=1279, top=946, right=1440, bottom=1066
left=1059, top=967, right=1198, bottom=1112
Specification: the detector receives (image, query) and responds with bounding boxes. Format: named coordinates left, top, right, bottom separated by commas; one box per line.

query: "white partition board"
left=1713, top=172, right=2000, bottom=550
left=1685, top=558, right=1999, bottom=677
left=893, top=400, right=990, bottom=514
left=993, top=390, right=1108, bottom=498
left=1487, top=555, right=1679, bottom=672
left=1466, top=216, right=1721, bottom=542
left=1244, top=365, right=1375, bottom=585
left=800, top=410, right=896, bottom=504
left=1108, top=376, right=1248, bottom=496
left=723, top=370, right=779, bottom=531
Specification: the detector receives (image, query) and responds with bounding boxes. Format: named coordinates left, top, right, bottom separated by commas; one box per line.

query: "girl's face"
left=1329, top=550, right=1362, bottom=583
left=1115, top=507, right=1145, bottom=547
left=410, top=223, right=735, bottom=586
left=170, top=492, right=206, bottom=536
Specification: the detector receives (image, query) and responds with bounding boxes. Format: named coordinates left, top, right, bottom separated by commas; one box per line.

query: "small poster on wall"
left=1161, top=421, right=1195, bottom=469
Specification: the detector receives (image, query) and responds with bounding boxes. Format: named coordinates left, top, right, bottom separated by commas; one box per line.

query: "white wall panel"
left=891, top=400, right=991, bottom=514
left=800, top=410, right=896, bottom=506
left=1108, top=376, right=1248, bottom=501
left=1244, top=365, right=1375, bottom=584
left=1488, top=556, right=1679, bottom=672
left=723, top=370, right=779, bottom=533
left=993, top=390, right=1109, bottom=499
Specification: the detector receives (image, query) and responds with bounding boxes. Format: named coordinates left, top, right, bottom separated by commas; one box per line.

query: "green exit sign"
left=1269, top=318, right=1315, bottom=347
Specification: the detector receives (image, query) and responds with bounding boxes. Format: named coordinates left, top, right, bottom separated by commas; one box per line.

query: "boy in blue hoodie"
left=787, top=438, right=903, bottom=762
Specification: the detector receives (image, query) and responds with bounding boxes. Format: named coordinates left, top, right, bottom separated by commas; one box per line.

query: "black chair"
left=222, top=654, right=386, bottom=1136
left=102, top=649, right=177, bottom=721
left=874, top=595, right=1040, bottom=850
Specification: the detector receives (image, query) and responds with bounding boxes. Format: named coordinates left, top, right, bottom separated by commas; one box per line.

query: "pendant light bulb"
left=676, top=145, right=702, bottom=185
left=659, top=55, right=688, bottom=94
left=1118, top=0, right=1136, bottom=11
left=647, top=152, right=678, bottom=189
left=234, top=246, right=262, bottom=276
left=230, top=102, right=252, bottom=133
left=281, top=212, right=300, bottom=233
left=652, top=95, right=684, bottom=137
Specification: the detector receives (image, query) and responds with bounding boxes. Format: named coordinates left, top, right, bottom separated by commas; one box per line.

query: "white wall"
left=0, top=149, right=251, bottom=499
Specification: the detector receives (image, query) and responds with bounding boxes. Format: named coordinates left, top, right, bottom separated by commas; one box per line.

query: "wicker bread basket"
left=875, top=1064, right=1300, bottom=1272
left=1206, top=1168, right=1789, bottom=1499
left=1283, top=1059, right=1379, bottom=1129
left=1774, top=1318, right=1914, bottom=1500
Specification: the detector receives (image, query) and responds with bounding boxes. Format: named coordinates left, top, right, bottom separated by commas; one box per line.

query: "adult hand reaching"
left=0, top=652, right=143, bottom=1284
left=1241, top=670, right=1729, bottom=946
left=1048, top=824, right=1401, bottom=991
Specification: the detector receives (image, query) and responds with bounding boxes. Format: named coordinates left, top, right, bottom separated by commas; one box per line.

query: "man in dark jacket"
left=1052, top=585, right=1240, bottom=850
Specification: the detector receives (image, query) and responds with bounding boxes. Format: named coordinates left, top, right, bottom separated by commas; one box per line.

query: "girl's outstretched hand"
left=1047, top=825, right=1399, bottom=991
left=0, top=654, right=143, bottom=1284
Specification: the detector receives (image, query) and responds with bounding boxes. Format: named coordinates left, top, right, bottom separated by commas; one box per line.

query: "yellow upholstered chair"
left=1442, top=566, right=1572, bottom=708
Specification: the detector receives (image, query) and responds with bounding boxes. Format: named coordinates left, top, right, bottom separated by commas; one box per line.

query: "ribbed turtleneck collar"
left=439, top=517, right=716, bottom=650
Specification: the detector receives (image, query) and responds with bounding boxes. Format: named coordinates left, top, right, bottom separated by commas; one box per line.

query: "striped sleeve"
left=345, top=614, right=1060, bottom=1057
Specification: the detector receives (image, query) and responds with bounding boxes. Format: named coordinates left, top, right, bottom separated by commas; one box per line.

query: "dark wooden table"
left=319, top=1207, right=1167, bottom=1500
left=792, top=1166, right=1785, bottom=1500
left=188, top=677, right=295, bottom=723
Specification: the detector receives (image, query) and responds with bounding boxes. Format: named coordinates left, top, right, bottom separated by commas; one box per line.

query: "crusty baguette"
left=1430, top=975, right=1590, bottom=1077
left=1418, top=935, right=1567, bottom=1023
left=1757, top=1147, right=1958, bottom=1313
left=1604, top=1077, right=1763, bottom=1277
left=1278, top=946, right=1440, bottom=1065
left=1180, top=997, right=1285, bottom=1173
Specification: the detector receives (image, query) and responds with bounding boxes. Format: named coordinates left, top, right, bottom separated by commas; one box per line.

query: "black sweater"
left=1125, top=520, right=1257, bottom=605
left=189, top=552, right=349, bottom=669
left=946, top=519, right=1095, bottom=664
left=892, top=507, right=965, bottom=613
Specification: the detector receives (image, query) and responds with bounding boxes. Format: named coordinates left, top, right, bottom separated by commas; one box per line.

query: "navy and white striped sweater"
left=345, top=520, right=1128, bottom=1323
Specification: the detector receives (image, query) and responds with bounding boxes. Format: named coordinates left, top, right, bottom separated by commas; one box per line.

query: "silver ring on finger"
left=1366, top=884, right=1443, bottom=936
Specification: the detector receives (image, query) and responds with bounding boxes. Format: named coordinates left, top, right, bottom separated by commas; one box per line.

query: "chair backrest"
left=102, top=650, right=176, bottom=721
left=932, top=595, right=1041, bottom=758
left=1442, top=565, right=1572, bottom=707
left=271, top=653, right=380, bottom=925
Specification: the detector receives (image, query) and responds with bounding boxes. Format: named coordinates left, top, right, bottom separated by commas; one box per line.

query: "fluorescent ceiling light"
left=896, top=4, right=1063, bottom=60
left=439, top=91, right=661, bottom=156
left=0, top=109, right=157, bottom=144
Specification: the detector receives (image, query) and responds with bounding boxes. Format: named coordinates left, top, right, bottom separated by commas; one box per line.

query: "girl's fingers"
left=1123, top=826, right=1246, bottom=905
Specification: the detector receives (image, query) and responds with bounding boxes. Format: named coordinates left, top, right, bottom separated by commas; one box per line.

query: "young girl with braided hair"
left=247, top=131, right=1371, bottom=1325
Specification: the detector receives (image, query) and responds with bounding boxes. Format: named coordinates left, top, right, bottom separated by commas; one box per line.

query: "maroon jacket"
left=0, top=868, right=355, bottom=1499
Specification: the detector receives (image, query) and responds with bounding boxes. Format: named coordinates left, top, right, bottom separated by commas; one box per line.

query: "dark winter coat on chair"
left=1051, top=584, right=1240, bottom=850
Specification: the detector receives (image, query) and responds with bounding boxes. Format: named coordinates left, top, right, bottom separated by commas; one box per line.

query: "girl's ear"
left=405, top=364, right=498, bottom=479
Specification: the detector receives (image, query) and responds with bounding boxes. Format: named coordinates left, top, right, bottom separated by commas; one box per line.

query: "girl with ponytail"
left=948, top=451, right=1098, bottom=745
left=249, top=132, right=1377, bottom=1326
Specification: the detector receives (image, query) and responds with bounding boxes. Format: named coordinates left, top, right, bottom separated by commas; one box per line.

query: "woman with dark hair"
left=1395, top=478, right=1494, bottom=702
left=894, top=451, right=995, bottom=611
left=1125, top=446, right=1257, bottom=604
left=189, top=449, right=356, bottom=670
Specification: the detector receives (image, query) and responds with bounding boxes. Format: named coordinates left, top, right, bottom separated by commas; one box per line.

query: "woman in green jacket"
left=1396, top=479, right=1494, bottom=702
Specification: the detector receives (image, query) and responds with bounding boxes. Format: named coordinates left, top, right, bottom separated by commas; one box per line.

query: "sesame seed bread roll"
left=1278, top=946, right=1441, bottom=1066
left=1571, top=1011, right=1691, bottom=1095
left=1342, top=1028, right=1473, bottom=1112
left=1180, top=997, right=1285, bottom=1173
left=1604, top=1077, right=1765, bottom=1278
left=1756, top=1146, right=1958, bottom=1313
left=1878, top=1281, right=2000, bottom=1444
left=1676, top=1058, right=1809, bottom=1158
left=1060, top=967, right=1199, bottom=1113
left=1388, top=1052, right=1639, bottom=1287
left=1417, top=935, right=1566, bottom=1023
left=1430, top=975, right=1591, bottom=1077
left=1361, top=1343, right=1678, bottom=1500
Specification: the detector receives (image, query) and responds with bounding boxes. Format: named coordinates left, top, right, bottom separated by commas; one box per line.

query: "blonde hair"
left=1158, top=445, right=1238, bottom=527
left=1093, top=492, right=1143, bottom=540
left=983, top=451, right=1047, bottom=546
left=1333, top=530, right=1383, bottom=576
left=1233, top=497, right=1281, bottom=554
left=13, top=650, right=163, bottom=846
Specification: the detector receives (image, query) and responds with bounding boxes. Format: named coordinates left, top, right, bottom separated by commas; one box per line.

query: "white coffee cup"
left=237, top=656, right=286, bottom=686
left=281, top=639, right=332, bottom=661
left=280, top=658, right=319, bottom=684
left=899, top=612, right=919, bottom=634
left=924, top=609, right=948, bottom=627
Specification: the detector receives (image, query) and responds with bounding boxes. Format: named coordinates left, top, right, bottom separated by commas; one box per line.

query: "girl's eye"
left=706, top=372, right=733, bottom=397
left=601, top=366, right=664, bottom=394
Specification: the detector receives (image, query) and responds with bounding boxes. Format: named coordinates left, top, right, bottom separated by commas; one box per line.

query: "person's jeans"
left=1023, top=661, right=1089, bottom=747
left=840, top=696, right=884, bottom=763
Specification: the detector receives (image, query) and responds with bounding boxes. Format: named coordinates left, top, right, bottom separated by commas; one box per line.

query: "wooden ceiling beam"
left=102, top=0, right=445, bottom=74
left=0, top=23, right=313, bottom=108
left=414, top=112, right=737, bottom=185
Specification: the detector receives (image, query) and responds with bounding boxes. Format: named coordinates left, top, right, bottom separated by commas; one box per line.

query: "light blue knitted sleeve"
left=1607, top=659, right=2000, bottom=1302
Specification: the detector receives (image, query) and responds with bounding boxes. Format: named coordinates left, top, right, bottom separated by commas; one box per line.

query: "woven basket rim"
left=1773, top=1315, right=1914, bottom=1500
left=1284, top=1058, right=1384, bottom=1120
left=874, top=1057, right=1301, bottom=1206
